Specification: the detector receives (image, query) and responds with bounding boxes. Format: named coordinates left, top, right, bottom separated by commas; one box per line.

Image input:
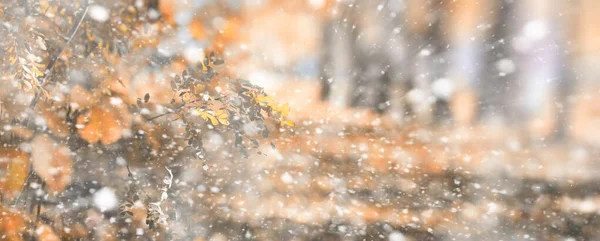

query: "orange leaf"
left=39, top=103, right=69, bottom=139
left=58, top=223, right=88, bottom=240
left=36, top=223, right=60, bottom=241
left=31, top=135, right=73, bottom=192
left=140, top=123, right=162, bottom=150
left=189, top=19, right=206, bottom=40
left=0, top=204, right=29, bottom=241
left=76, top=107, right=123, bottom=145
left=70, top=85, right=96, bottom=109
left=101, top=76, right=130, bottom=96
left=10, top=126, right=33, bottom=139
left=0, top=148, right=29, bottom=199
left=158, top=0, right=176, bottom=25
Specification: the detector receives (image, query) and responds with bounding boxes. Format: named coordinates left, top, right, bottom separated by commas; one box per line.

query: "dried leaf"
left=213, top=59, right=224, bottom=65
left=0, top=204, right=29, bottom=241
left=281, top=119, right=295, bottom=127
left=192, top=109, right=219, bottom=126
left=10, top=126, right=33, bottom=139
left=31, top=135, right=73, bottom=192
left=58, top=223, right=88, bottom=240
left=39, top=104, right=69, bottom=138
left=183, top=69, right=190, bottom=80
left=76, top=106, right=123, bottom=145
left=0, top=148, right=29, bottom=199
left=215, top=109, right=229, bottom=125
left=189, top=19, right=206, bottom=40
left=36, top=223, right=61, bottom=241
left=141, top=124, right=162, bottom=150
left=170, top=80, right=177, bottom=91
left=70, top=85, right=96, bottom=109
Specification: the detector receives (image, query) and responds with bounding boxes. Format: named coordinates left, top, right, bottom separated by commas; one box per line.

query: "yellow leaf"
left=31, top=65, right=44, bottom=77
left=215, top=109, right=229, bottom=126
left=8, top=56, right=17, bottom=65
left=119, top=23, right=128, bottom=32
left=255, top=95, right=273, bottom=106
left=34, top=62, right=45, bottom=69
left=193, top=109, right=219, bottom=126
left=182, top=92, right=192, bottom=103
left=271, top=102, right=290, bottom=117
left=86, top=30, right=96, bottom=41
left=207, top=114, right=218, bottom=125
left=0, top=148, right=29, bottom=199
left=280, top=119, right=295, bottom=127
left=279, top=103, right=290, bottom=117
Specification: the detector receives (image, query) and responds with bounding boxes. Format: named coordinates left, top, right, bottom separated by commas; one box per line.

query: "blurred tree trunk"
left=347, top=0, right=391, bottom=113
left=317, top=0, right=577, bottom=141
left=320, top=0, right=401, bottom=113
left=479, top=0, right=516, bottom=123
left=443, top=0, right=492, bottom=125
left=570, top=0, right=600, bottom=144
left=385, top=0, right=413, bottom=124
left=510, top=0, right=568, bottom=138
left=319, top=6, right=354, bottom=108
left=401, top=0, right=445, bottom=123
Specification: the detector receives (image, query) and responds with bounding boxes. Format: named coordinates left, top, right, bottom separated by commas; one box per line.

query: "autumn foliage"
left=0, top=0, right=293, bottom=239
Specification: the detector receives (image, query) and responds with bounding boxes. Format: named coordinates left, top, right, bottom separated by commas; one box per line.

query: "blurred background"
left=153, top=0, right=600, bottom=240
left=4, top=0, right=600, bottom=240
left=159, top=0, right=600, bottom=143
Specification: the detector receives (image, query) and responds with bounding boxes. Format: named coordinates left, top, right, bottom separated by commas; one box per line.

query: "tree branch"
left=41, top=2, right=90, bottom=87
left=24, top=1, right=89, bottom=125
left=147, top=98, right=207, bottom=121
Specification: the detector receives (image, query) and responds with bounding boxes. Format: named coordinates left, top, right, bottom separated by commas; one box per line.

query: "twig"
left=124, top=158, right=151, bottom=201
left=36, top=182, right=46, bottom=219
left=13, top=168, right=33, bottom=207
left=147, top=111, right=174, bottom=121
left=25, top=1, right=90, bottom=120
left=40, top=3, right=89, bottom=87
left=147, top=98, right=207, bottom=121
